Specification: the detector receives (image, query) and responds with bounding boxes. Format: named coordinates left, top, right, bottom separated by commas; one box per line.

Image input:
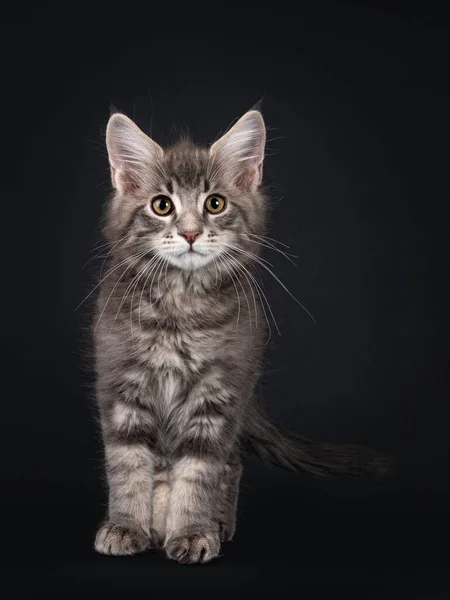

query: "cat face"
left=105, top=110, right=267, bottom=272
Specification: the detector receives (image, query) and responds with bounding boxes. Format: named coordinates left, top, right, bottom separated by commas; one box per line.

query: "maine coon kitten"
left=93, top=109, right=389, bottom=564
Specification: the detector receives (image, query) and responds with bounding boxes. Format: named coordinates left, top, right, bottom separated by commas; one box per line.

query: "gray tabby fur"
left=92, top=110, right=391, bottom=564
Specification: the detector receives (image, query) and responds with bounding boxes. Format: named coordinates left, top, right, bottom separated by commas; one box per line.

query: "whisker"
left=86, top=234, right=134, bottom=273
left=106, top=247, right=165, bottom=333
left=212, top=256, right=220, bottom=288
left=99, top=234, right=139, bottom=278
left=245, top=232, right=291, bottom=249
left=108, top=260, right=148, bottom=336
left=74, top=250, right=149, bottom=311
left=86, top=240, right=112, bottom=256
left=164, top=257, right=171, bottom=292
left=217, top=254, right=241, bottom=332
left=235, top=233, right=298, bottom=265
left=231, top=262, right=252, bottom=329
left=157, top=256, right=171, bottom=320
left=130, top=258, right=159, bottom=344
left=221, top=243, right=315, bottom=323
left=137, top=254, right=165, bottom=332
left=220, top=251, right=255, bottom=329
left=221, top=242, right=275, bottom=268
left=222, top=250, right=278, bottom=342
left=149, top=255, right=166, bottom=328
left=95, top=249, right=154, bottom=332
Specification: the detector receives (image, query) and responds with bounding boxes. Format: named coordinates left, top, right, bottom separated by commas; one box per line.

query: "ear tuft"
left=210, top=110, right=266, bottom=192
left=109, top=102, right=121, bottom=116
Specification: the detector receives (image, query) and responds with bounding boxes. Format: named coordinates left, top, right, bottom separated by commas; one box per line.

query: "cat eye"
left=151, top=195, right=174, bottom=216
left=204, top=195, right=226, bottom=214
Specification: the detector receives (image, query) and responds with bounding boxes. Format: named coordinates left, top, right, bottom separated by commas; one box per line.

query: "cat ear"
left=106, top=113, right=164, bottom=194
left=210, top=110, right=266, bottom=192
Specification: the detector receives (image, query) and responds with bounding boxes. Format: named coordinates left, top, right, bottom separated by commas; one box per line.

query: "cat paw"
left=94, top=521, right=150, bottom=556
left=165, top=532, right=221, bottom=564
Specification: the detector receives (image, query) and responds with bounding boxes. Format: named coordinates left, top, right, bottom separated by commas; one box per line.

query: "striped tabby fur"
left=93, top=110, right=390, bottom=564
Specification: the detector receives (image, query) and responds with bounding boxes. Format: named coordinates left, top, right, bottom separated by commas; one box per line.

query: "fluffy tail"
left=244, top=407, right=393, bottom=478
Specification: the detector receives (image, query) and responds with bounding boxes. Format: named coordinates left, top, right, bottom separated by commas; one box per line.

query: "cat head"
left=104, top=110, right=267, bottom=272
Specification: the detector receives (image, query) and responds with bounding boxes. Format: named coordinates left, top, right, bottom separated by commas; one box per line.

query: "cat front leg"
left=164, top=370, right=242, bottom=564
left=94, top=383, right=158, bottom=556
left=164, top=455, right=222, bottom=564
left=94, top=437, right=155, bottom=555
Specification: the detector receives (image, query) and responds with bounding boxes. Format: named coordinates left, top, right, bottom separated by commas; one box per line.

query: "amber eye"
left=151, top=196, right=173, bottom=216
left=205, top=195, right=226, bottom=214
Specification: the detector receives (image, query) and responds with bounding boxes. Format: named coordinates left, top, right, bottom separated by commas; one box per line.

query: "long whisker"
left=243, top=234, right=297, bottom=258
left=149, top=255, right=166, bottom=328
left=74, top=250, right=149, bottom=311
left=235, top=233, right=298, bottom=265
left=107, top=248, right=164, bottom=333
left=222, top=250, right=278, bottom=342
left=217, top=254, right=241, bottom=331
left=99, top=235, right=138, bottom=278
left=164, top=256, right=171, bottom=292
left=137, top=256, right=165, bottom=331
left=221, top=242, right=275, bottom=268
left=84, top=241, right=112, bottom=266
left=84, top=231, right=136, bottom=270
left=157, top=256, right=171, bottom=320
left=95, top=249, right=155, bottom=332
left=245, top=232, right=291, bottom=249
left=222, top=243, right=316, bottom=323
left=110, top=260, right=149, bottom=338
left=137, top=254, right=165, bottom=332
left=232, top=262, right=252, bottom=329
left=235, top=261, right=258, bottom=330
left=222, top=251, right=274, bottom=342
left=220, top=251, right=254, bottom=328
left=130, top=258, right=160, bottom=344
left=99, top=236, right=138, bottom=278
left=212, top=255, right=220, bottom=288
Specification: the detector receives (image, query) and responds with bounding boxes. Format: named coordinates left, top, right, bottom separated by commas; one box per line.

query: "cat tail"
left=244, top=407, right=393, bottom=478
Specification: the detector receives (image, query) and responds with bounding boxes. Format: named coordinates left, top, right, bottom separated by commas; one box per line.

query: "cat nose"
left=180, top=231, right=201, bottom=245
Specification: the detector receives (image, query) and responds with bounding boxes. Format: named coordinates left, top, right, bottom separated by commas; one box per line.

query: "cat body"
left=93, top=110, right=388, bottom=563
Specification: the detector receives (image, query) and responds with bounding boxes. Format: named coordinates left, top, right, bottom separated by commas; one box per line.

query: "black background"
left=2, top=4, right=450, bottom=597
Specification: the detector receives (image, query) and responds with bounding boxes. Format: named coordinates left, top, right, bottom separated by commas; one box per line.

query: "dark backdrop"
left=2, top=4, right=449, bottom=597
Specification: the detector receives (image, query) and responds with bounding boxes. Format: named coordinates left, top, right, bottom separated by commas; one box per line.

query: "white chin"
left=167, top=251, right=214, bottom=271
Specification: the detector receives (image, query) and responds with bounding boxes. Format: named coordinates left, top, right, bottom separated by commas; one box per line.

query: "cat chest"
left=141, top=329, right=221, bottom=414
left=144, top=333, right=198, bottom=407
left=154, top=370, right=183, bottom=416
left=145, top=329, right=210, bottom=373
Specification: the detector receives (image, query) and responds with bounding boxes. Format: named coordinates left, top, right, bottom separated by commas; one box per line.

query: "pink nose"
left=180, top=231, right=200, bottom=245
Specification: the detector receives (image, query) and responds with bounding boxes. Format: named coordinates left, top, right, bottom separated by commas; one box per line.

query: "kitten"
left=93, top=109, right=390, bottom=564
